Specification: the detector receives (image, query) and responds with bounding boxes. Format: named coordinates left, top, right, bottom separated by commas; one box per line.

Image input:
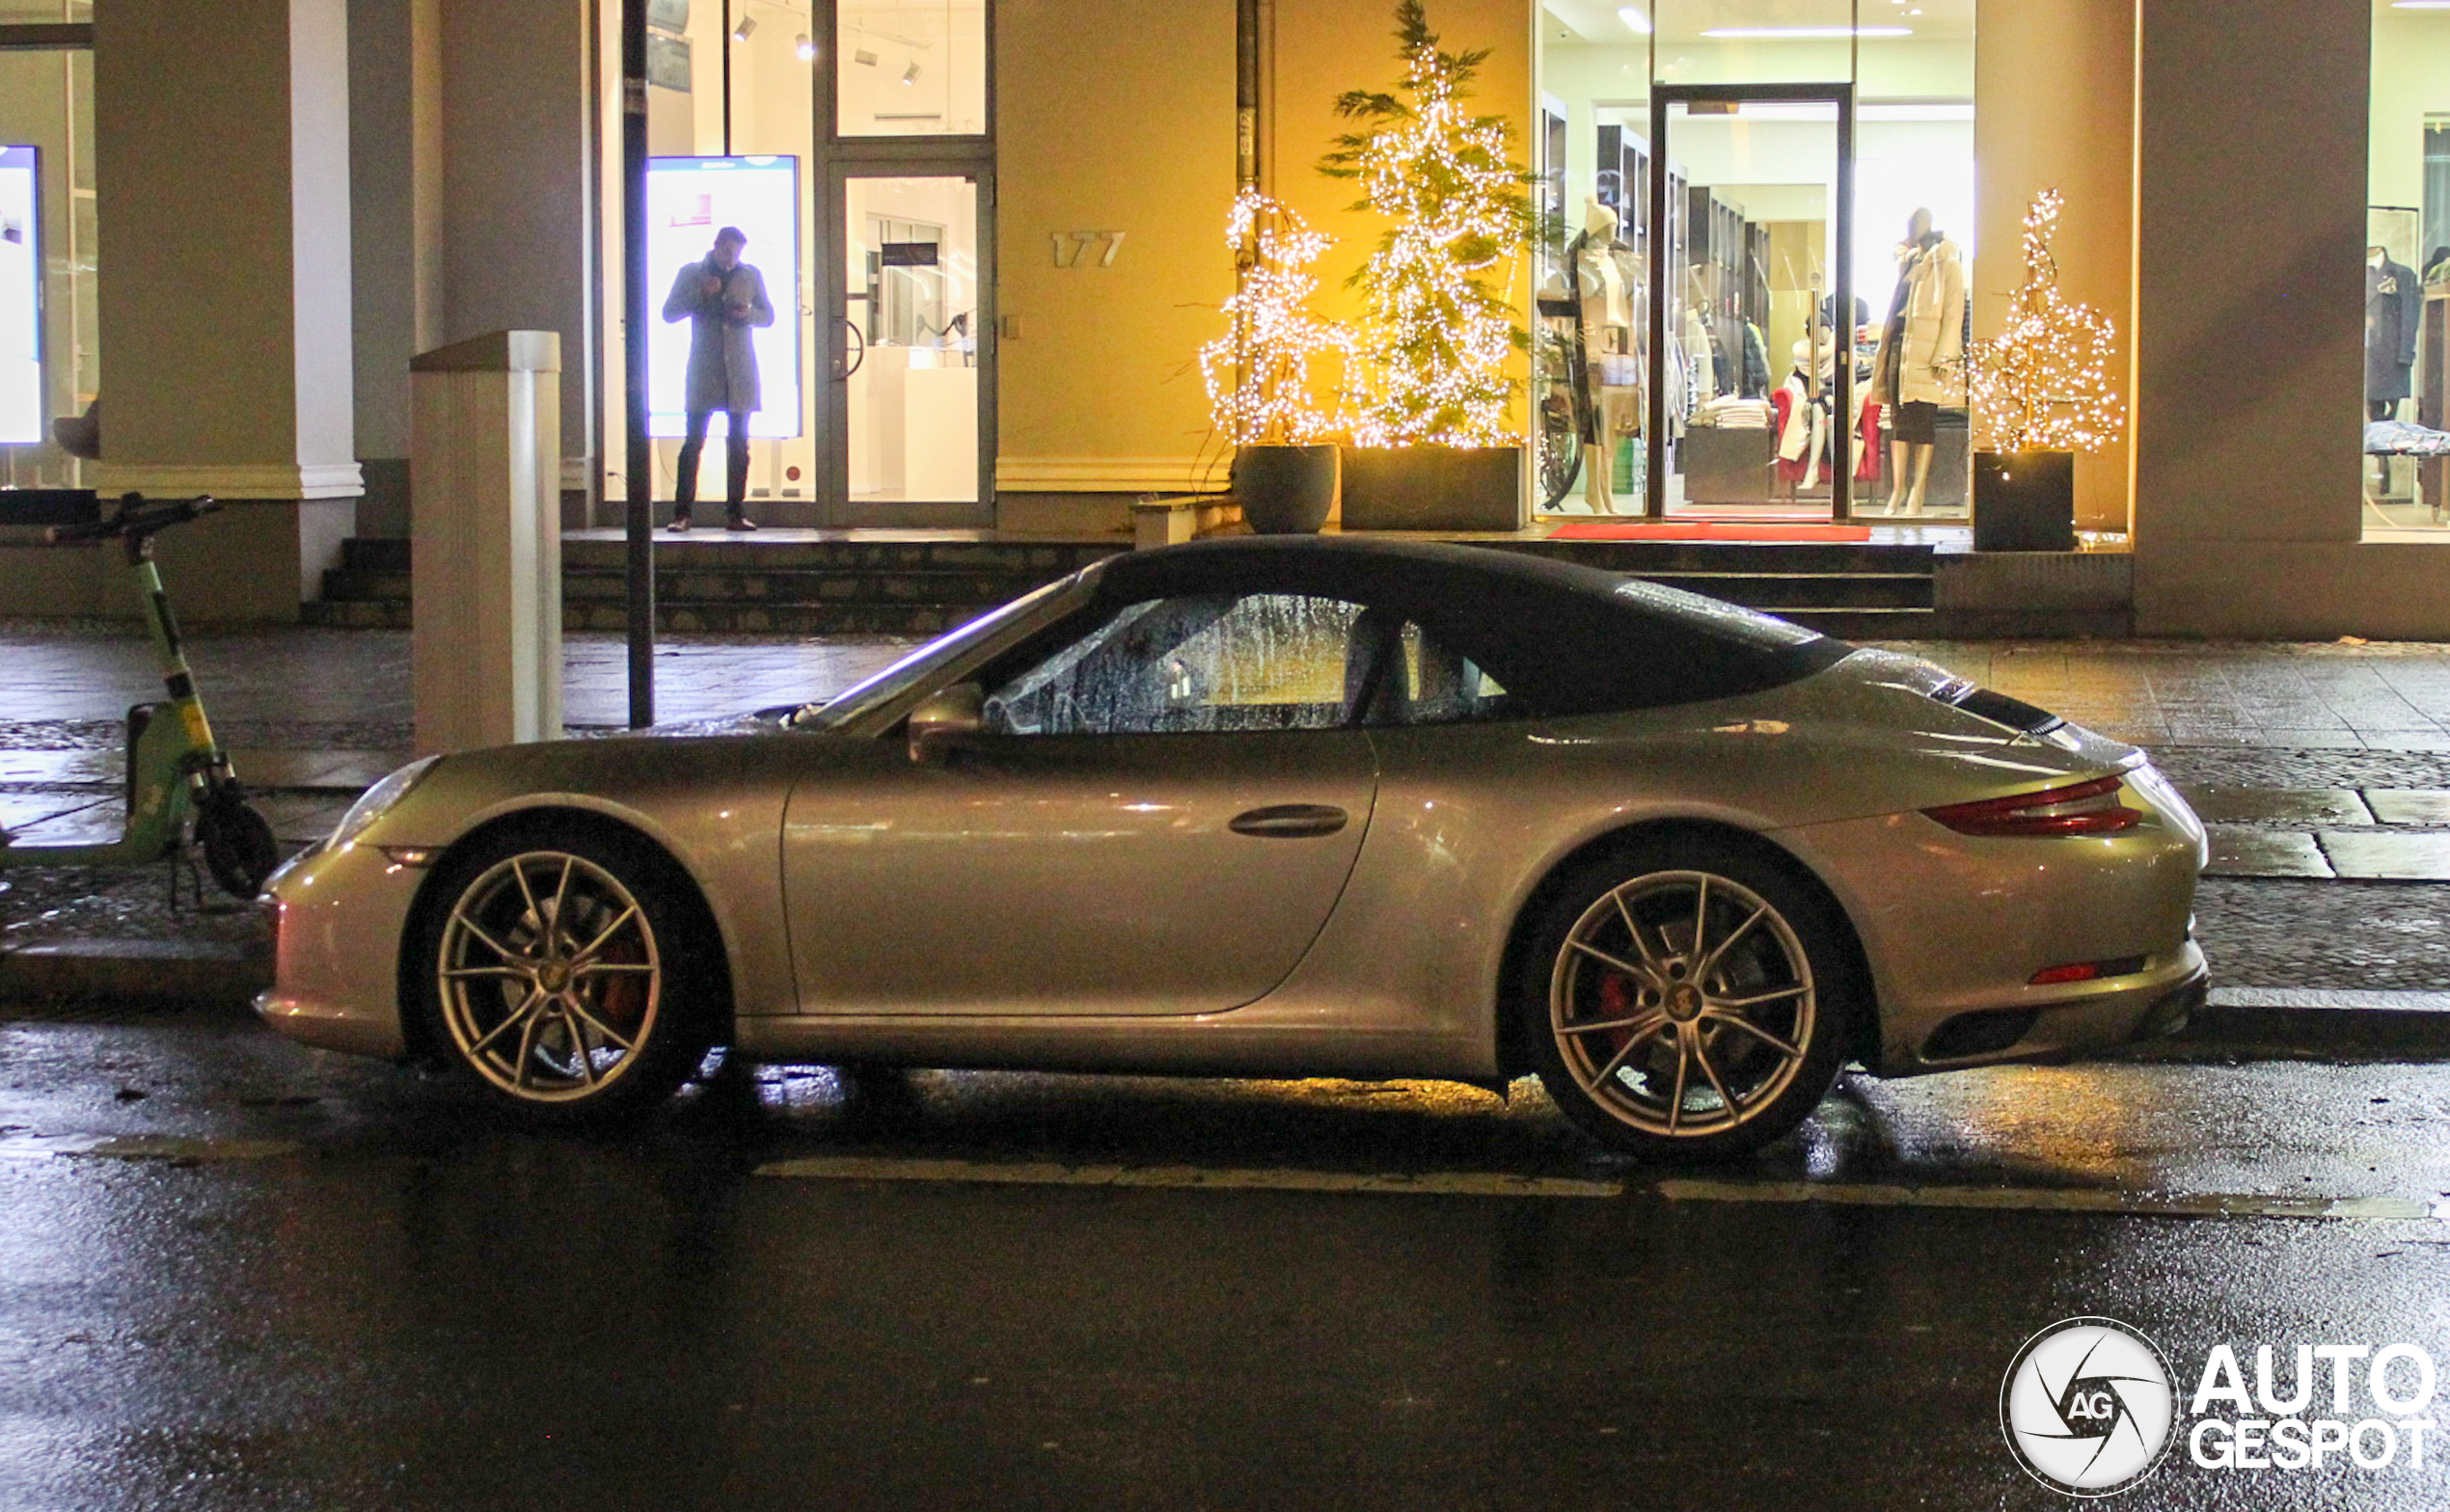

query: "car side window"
left=982, top=593, right=1368, bottom=735
left=1377, top=622, right=1513, bottom=726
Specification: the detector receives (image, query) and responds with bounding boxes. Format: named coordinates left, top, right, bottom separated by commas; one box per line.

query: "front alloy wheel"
left=1527, top=845, right=1853, bottom=1158
left=425, top=835, right=708, bottom=1121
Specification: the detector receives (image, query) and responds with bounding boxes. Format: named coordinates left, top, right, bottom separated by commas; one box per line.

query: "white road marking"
left=1658, top=1178, right=2439, bottom=1222
left=754, top=1153, right=1625, bottom=1199
left=0, top=1134, right=302, bottom=1162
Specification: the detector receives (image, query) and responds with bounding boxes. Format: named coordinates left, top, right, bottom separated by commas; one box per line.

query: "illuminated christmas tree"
left=1321, top=1, right=1535, bottom=448
left=1200, top=188, right=1353, bottom=446
left=1966, top=189, right=2124, bottom=454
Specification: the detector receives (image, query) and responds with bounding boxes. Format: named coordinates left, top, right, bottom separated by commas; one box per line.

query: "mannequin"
left=1570, top=197, right=1639, bottom=513
left=1869, top=207, right=1964, bottom=515
left=2368, top=244, right=2420, bottom=422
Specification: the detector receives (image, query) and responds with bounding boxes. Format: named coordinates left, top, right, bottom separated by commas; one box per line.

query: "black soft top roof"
left=1086, top=536, right=1853, bottom=716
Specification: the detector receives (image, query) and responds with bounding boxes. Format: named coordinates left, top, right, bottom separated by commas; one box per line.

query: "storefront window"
left=843, top=175, right=979, bottom=504
left=609, top=0, right=821, bottom=518
left=1535, top=0, right=1973, bottom=520
left=836, top=0, right=987, bottom=138
left=0, top=42, right=95, bottom=488
left=2363, top=0, right=2450, bottom=536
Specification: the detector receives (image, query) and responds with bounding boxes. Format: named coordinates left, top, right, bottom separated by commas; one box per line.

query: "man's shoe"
left=668, top=512, right=693, bottom=532
left=725, top=513, right=758, bottom=531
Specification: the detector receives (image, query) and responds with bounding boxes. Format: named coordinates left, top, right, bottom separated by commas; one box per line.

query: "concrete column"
left=436, top=0, right=597, bottom=517
left=411, top=331, right=563, bottom=756
left=350, top=0, right=420, bottom=537
left=90, top=0, right=364, bottom=619
left=1973, top=0, right=2135, bottom=534
left=2130, top=0, right=2367, bottom=634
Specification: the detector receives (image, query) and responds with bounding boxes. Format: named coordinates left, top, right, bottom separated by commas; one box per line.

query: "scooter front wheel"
left=198, top=787, right=280, bottom=899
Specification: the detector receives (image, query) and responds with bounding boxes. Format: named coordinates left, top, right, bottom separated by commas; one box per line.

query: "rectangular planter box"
left=1338, top=445, right=1524, bottom=531
left=1973, top=449, right=2076, bottom=552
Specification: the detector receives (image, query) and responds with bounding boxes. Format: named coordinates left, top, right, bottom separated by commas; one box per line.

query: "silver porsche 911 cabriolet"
left=259, top=537, right=2207, bottom=1157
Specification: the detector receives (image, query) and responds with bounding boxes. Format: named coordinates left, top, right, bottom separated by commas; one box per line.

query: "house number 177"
left=1050, top=230, right=1127, bottom=267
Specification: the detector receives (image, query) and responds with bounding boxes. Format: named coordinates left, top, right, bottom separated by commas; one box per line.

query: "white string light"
left=1966, top=189, right=2124, bottom=455
left=1200, top=189, right=1354, bottom=446
left=1323, top=2, right=1534, bottom=449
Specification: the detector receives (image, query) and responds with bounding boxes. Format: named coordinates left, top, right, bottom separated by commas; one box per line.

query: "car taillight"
left=1921, top=774, right=2143, bottom=837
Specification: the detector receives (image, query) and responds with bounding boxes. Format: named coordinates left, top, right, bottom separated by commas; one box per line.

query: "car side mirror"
left=907, top=682, right=987, bottom=766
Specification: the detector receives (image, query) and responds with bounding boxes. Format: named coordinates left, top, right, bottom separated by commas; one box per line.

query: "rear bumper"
left=1907, top=946, right=2208, bottom=1070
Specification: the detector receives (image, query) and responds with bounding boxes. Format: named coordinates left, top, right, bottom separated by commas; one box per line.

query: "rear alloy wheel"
left=1525, top=843, right=1853, bottom=1159
left=424, top=834, right=709, bottom=1123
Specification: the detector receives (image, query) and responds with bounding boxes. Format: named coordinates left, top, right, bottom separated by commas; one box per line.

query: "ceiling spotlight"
left=901, top=62, right=920, bottom=85
left=795, top=33, right=816, bottom=61
left=854, top=48, right=878, bottom=66
left=730, top=13, right=754, bottom=41
left=1617, top=6, right=1651, bottom=33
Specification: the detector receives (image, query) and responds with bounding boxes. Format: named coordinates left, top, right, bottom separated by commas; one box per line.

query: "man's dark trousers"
left=676, top=407, right=750, bottom=518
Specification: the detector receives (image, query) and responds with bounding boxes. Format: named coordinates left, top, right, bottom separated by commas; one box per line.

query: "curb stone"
left=8, top=939, right=2450, bottom=1062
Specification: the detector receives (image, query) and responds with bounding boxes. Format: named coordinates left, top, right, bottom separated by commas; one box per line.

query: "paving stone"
left=2362, top=789, right=2450, bottom=825
left=2319, top=830, right=2450, bottom=881
left=2179, top=786, right=2374, bottom=825
left=2203, top=827, right=2334, bottom=878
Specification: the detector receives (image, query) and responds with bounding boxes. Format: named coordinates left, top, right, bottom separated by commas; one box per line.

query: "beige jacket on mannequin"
left=1894, top=236, right=1965, bottom=405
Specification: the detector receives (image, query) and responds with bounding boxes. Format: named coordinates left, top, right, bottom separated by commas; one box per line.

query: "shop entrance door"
left=821, top=164, right=994, bottom=526
left=1646, top=84, right=1856, bottom=522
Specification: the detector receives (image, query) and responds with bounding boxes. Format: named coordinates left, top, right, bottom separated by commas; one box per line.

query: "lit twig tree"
left=1199, top=188, right=1353, bottom=446
left=1321, top=1, right=1535, bottom=448
left=1965, top=189, right=2124, bottom=454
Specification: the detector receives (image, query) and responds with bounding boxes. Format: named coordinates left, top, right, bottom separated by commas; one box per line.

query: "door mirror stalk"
left=908, top=683, right=987, bottom=765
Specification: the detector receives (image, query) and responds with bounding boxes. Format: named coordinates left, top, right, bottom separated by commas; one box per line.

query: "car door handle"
left=1229, top=804, right=1349, bottom=839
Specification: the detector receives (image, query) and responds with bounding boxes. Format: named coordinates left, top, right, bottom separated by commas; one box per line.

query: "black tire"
left=411, top=826, right=718, bottom=1126
left=197, top=786, right=280, bottom=899
left=1521, top=836, right=1858, bottom=1160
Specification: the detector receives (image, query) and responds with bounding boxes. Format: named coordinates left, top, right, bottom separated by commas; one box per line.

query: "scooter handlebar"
left=44, top=494, right=220, bottom=546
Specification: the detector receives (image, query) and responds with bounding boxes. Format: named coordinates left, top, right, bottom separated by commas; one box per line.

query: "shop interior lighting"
left=854, top=48, right=878, bottom=66
left=730, top=13, right=754, bottom=41
left=1616, top=6, right=1651, bottom=33
left=795, top=33, right=816, bottom=61
left=2393, top=2, right=2450, bottom=10
left=902, top=62, right=921, bottom=85
left=1701, top=26, right=1912, bottom=39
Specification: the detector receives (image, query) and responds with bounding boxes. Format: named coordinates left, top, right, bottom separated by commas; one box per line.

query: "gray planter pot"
left=1339, top=445, right=1524, bottom=531
left=1230, top=445, right=1339, bottom=534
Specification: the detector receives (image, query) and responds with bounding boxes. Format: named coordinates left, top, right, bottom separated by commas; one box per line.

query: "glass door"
left=1646, top=84, right=1855, bottom=520
left=826, top=166, right=989, bottom=522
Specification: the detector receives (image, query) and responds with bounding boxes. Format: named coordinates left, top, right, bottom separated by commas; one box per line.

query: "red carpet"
left=1546, top=520, right=1873, bottom=543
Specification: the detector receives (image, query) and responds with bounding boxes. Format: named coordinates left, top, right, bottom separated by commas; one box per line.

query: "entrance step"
left=305, top=533, right=1937, bottom=640
left=304, top=534, right=1127, bottom=635
left=1489, top=538, right=1939, bottom=638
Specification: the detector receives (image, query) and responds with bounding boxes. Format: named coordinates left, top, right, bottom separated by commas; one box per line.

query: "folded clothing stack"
left=1695, top=396, right=1774, bottom=430
left=2365, top=418, right=2450, bottom=456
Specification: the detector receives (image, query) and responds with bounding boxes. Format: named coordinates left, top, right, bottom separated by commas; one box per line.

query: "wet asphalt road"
left=5, top=1011, right=2450, bottom=1511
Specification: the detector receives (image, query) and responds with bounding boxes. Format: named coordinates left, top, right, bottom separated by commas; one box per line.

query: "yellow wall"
left=1268, top=0, right=1536, bottom=434
left=1974, top=0, right=2135, bottom=533
left=994, top=0, right=1239, bottom=495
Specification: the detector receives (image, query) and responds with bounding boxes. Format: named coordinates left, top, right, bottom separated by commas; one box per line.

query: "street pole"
left=622, top=0, right=655, bottom=727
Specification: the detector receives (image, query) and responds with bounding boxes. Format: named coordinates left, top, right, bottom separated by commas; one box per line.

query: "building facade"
left=0, top=1, right=2441, bottom=635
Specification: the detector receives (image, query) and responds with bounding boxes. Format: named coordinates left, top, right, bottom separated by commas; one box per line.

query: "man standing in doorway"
left=663, top=225, right=774, bottom=530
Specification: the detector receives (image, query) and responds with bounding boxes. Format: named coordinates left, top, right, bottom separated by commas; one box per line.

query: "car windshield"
left=796, top=578, right=1078, bottom=731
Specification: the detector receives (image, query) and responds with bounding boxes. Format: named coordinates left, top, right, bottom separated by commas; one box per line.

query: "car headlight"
left=326, top=755, right=442, bottom=850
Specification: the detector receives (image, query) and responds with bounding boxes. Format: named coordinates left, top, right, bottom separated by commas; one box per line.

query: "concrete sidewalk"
left=9, top=623, right=2450, bottom=1059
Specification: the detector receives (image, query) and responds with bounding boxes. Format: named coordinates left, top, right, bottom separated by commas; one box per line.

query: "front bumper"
left=253, top=838, right=425, bottom=1059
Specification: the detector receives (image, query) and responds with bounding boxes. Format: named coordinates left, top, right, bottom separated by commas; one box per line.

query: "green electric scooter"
left=0, top=493, right=279, bottom=901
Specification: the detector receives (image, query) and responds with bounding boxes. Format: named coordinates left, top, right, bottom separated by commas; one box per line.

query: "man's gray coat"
left=663, top=258, right=776, bottom=413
